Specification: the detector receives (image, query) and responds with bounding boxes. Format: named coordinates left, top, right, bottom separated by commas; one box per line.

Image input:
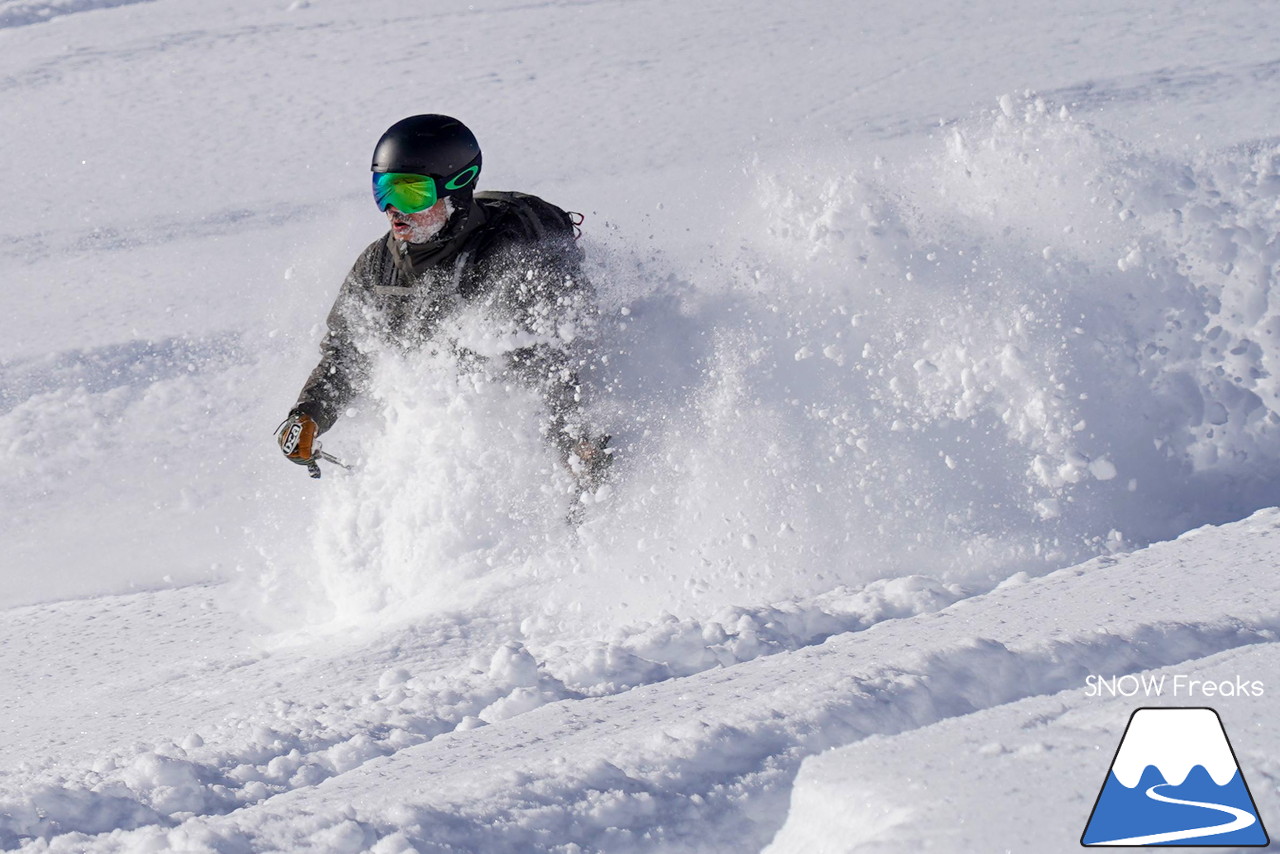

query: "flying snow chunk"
left=1035, top=498, right=1062, bottom=520
left=1117, top=246, right=1145, bottom=272
left=1089, top=458, right=1118, bottom=481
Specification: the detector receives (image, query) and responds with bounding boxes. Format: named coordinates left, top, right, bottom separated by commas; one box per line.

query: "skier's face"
left=386, top=198, right=451, bottom=243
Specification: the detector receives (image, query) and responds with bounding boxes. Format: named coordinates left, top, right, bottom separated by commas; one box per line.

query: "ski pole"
left=306, top=449, right=353, bottom=479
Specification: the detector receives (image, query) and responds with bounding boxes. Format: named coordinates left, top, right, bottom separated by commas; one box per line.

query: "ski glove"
left=277, top=412, right=319, bottom=465
left=567, top=435, right=613, bottom=491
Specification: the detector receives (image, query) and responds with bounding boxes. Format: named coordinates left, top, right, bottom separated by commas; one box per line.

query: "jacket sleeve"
left=493, top=233, right=598, bottom=452
left=506, top=342, right=589, bottom=454
left=291, top=242, right=382, bottom=433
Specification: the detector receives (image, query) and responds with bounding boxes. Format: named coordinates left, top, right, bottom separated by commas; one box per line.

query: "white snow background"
left=2, top=0, right=1280, bottom=851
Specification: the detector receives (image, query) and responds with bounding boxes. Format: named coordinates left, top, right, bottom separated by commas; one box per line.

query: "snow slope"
left=4, top=0, right=1280, bottom=851
left=5, top=510, right=1279, bottom=852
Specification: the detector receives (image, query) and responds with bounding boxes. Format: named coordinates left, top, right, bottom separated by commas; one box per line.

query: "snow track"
left=0, top=578, right=962, bottom=847
left=5, top=509, right=1280, bottom=852
left=0, top=0, right=154, bottom=30
left=766, top=636, right=1280, bottom=854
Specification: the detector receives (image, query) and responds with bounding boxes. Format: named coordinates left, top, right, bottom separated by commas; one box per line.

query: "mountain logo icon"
left=1081, top=707, right=1270, bottom=847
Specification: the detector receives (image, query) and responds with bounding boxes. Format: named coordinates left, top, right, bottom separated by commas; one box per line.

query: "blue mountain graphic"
left=1082, top=764, right=1269, bottom=846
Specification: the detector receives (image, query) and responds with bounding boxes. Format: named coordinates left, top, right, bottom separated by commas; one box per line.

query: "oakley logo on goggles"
left=372, top=167, right=479, bottom=213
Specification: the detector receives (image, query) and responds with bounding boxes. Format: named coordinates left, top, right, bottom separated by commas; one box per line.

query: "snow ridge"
left=0, top=577, right=961, bottom=848
left=0, top=0, right=154, bottom=30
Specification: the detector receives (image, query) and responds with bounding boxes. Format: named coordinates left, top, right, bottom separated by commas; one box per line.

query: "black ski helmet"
left=371, top=114, right=482, bottom=198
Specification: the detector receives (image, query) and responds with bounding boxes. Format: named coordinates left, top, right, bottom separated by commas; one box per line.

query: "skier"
left=276, top=114, right=610, bottom=491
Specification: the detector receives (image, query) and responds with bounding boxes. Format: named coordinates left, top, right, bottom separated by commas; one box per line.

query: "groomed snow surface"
left=4, top=0, right=1280, bottom=851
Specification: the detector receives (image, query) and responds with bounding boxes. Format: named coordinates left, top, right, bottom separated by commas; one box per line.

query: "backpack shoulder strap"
left=371, top=235, right=413, bottom=294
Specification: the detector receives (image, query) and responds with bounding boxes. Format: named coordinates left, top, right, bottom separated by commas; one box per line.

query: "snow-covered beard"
left=396, top=197, right=455, bottom=244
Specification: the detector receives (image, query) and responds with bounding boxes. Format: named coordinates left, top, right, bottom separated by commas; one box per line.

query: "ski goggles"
left=372, top=166, right=479, bottom=213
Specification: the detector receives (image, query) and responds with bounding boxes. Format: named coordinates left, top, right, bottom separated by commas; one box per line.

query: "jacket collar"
left=386, top=197, right=487, bottom=278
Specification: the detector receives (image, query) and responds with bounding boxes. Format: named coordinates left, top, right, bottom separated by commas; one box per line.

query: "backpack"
left=474, top=191, right=583, bottom=243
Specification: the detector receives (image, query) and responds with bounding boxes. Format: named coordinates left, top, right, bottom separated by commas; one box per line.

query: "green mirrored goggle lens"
left=372, top=172, right=437, bottom=213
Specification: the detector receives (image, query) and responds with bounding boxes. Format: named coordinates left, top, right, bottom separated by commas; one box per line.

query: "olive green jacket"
left=292, top=191, right=592, bottom=452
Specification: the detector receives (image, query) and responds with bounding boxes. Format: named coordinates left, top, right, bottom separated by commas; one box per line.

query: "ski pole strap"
left=305, top=451, right=352, bottom=479
left=318, top=451, right=351, bottom=470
